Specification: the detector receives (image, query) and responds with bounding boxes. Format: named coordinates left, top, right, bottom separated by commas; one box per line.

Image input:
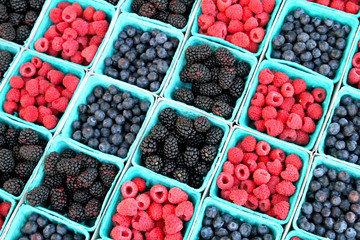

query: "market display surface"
left=1, top=0, right=360, bottom=240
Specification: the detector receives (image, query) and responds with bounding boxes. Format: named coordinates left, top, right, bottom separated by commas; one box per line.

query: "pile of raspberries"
left=3, top=57, right=80, bottom=130
left=348, top=41, right=360, bottom=89
left=0, top=126, right=46, bottom=196
left=140, top=107, right=224, bottom=189
left=26, top=149, right=119, bottom=224
left=199, top=0, right=276, bottom=53
left=216, top=135, right=304, bottom=220
left=111, top=177, right=194, bottom=240
left=34, top=1, right=109, bottom=66
left=131, top=0, right=195, bottom=29
left=0, top=201, right=10, bottom=230
left=307, top=0, right=360, bottom=14
left=247, top=68, right=326, bottom=146
left=174, top=44, right=251, bottom=120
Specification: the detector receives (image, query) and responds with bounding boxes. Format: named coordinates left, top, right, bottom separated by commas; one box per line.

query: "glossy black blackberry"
left=43, top=174, right=65, bottom=189
left=19, top=145, right=43, bottom=162
left=0, top=50, right=12, bottom=76
left=4, top=178, right=24, bottom=195
left=215, top=48, right=236, bottom=67
left=176, top=115, right=195, bottom=139
left=5, top=128, right=20, bottom=147
left=24, top=10, right=37, bottom=26
left=188, top=173, right=203, bottom=188
left=194, top=116, right=211, bottom=133
left=140, top=136, right=158, bottom=155
left=163, top=135, right=179, bottom=159
left=77, top=168, right=98, bottom=188
left=167, top=14, right=186, bottom=29
left=183, top=146, right=199, bottom=167
left=218, top=66, right=236, bottom=89
left=8, top=13, right=23, bottom=26
left=66, top=175, right=80, bottom=193
left=0, top=172, right=11, bottom=184
left=153, top=10, right=169, bottom=22
left=206, top=126, right=224, bottom=145
left=212, top=101, right=232, bottom=119
left=174, top=87, right=194, bottom=104
left=201, top=145, right=217, bottom=162
left=99, top=163, right=118, bottom=188
left=169, top=0, right=186, bottom=14
left=65, top=158, right=82, bottom=176
left=84, top=198, right=101, bottom=220
left=173, top=167, right=189, bottom=183
left=10, top=0, right=27, bottom=12
left=229, top=78, right=245, bottom=98
left=194, top=95, right=214, bottom=112
left=56, top=159, right=66, bottom=174
left=161, top=160, right=176, bottom=176
left=0, top=149, right=15, bottom=173
left=149, top=0, right=168, bottom=10
left=15, top=162, right=35, bottom=178
left=50, top=187, right=68, bottom=212
left=0, top=4, right=7, bottom=22
left=18, top=128, right=39, bottom=145
left=149, top=124, right=169, bottom=142
left=15, top=25, right=30, bottom=43
left=188, top=63, right=211, bottom=83
left=235, top=61, right=251, bottom=77
left=214, top=93, right=234, bottom=106
left=159, top=108, right=177, bottom=130
left=194, top=162, right=209, bottom=176
left=43, top=152, right=60, bottom=176
left=26, top=186, right=49, bottom=206
left=138, top=3, right=157, bottom=17
left=180, top=64, right=192, bottom=83
left=60, top=149, right=76, bottom=159
left=81, top=154, right=99, bottom=169
left=29, top=0, right=45, bottom=10
left=203, top=56, right=217, bottom=68
left=131, top=0, right=146, bottom=13
left=68, top=203, right=86, bottom=223
left=185, top=44, right=212, bottom=63
left=145, top=155, right=163, bottom=172
left=72, top=189, right=91, bottom=205
left=89, top=181, right=107, bottom=199
left=187, top=132, right=205, bottom=148
left=199, top=83, right=222, bottom=96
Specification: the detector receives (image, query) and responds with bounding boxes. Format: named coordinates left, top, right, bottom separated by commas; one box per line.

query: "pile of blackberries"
left=103, top=27, right=179, bottom=92
left=26, top=149, right=119, bottom=224
left=18, top=213, right=85, bottom=240
left=324, top=95, right=360, bottom=163
left=272, top=8, right=350, bottom=79
left=173, top=44, right=251, bottom=120
left=71, top=84, right=151, bottom=158
left=0, top=125, right=46, bottom=196
left=140, top=107, right=224, bottom=188
left=200, top=206, right=274, bottom=239
left=0, top=50, right=13, bottom=80
left=297, top=164, right=360, bottom=239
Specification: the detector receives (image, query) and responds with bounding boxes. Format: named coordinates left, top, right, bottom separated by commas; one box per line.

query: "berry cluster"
left=26, top=149, right=118, bottom=224
left=140, top=108, right=224, bottom=188
left=0, top=0, right=45, bottom=44
left=199, top=0, right=276, bottom=53
left=34, top=1, right=110, bottom=66
left=0, top=201, right=11, bottom=230
left=0, top=50, right=14, bottom=81
left=131, top=0, right=195, bottom=29
left=72, top=85, right=151, bottom=158
left=104, top=27, right=179, bottom=92
left=297, top=165, right=360, bottom=239
left=18, top=213, right=85, bottom=240
left=307, top=0, right=360, bottom=14
left=200, top=206, right=275, bottom=239
left=348, top=41, right=360, bottom=89
left=217, top=136, right=304, bottom=220
left=0, top=126, right=46, bottom=196
left=174, top=45, right=251, bottom=119
left=3, top=57, right=80, bottom=130
left=324, top=95, right=360, bottom=163
left=271, top=8, right=350, bottom=79
left=248, top=68, right=326, bottom=146
left=111, top=178, right=194, bottom=240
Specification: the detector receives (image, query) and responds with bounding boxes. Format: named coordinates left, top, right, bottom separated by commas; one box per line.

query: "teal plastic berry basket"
left=131, top=99, right=230, bottom=192
left=93, top=13, right=184, bottom=95
left=25, top=135, right=124, bottom=232
left=239, top=60, right=334, bottom=151
left=0, top=191, right=17, bottom=237
left=29, top=0, right=115, bottom=69
left=265, top=0, right=359, bottom=83
left=298, top=0, right=360, bottom=18
left=60, top=74, right=156, bottom=163
left=209, top=127, right=310, bottom=225
left=285, top=230, right=322, bottom=240
left=99, top=166, right=201, bottom=240
left=163, top=36, right=257, bottom=122
left=190, top=197, right=284, bottom=240
left=292, top=155, right=360, bottom=239
left=190, top=0, right=283, bottom=57
left=0, top=50, right=86, bottom=135
left=4, top=205, right=90, bottom=240
left=342, top=30, right=360, bottom=90
left=0, top=39, right=21, bottom=83
left=0, top=112, right=52, bottom=201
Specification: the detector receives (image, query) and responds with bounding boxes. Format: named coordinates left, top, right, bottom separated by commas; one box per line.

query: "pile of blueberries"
left=18, top=213, right=84, bottom=240
left=200, top=206, right=274, bottom=240
left=298, top=165, right=360, bottom=239
left=72, top=84, right=151, bottom=158
left=325, top=95, right=360, bottom=163
left=271, top=8, right=350, bottom=79
left=103, top=26, right=179, bottom=92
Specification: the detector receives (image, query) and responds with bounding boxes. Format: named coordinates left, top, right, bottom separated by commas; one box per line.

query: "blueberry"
left=117, top=148, right=128, bottom=158
left=303, top=24, right=314, bottom=33
left=297, top=32, right=310, bottom=42
left=201, top=226, right=214, bottom=239
left=72, top=120, right=81, bottom=130
left=230, top=231, right=241, bottom=240
left=312, top=48, right=321, bottom=58
left=106, top=68, right=119, bottom=79
left=300, top=14, right=310, bottom=24
left=119, top=44, right=130, bottom=54
left=239, top=223, right=251, bottom=237
left=21, top=221, right=38, bottom=235
left=99, top=141, right=111, bottom=153
left=117, top=58, right=130, bottom=70
left=42, top=224, right=56, bottom=238
left=87, top=116, right=97, bottom=127
left=329, top=49, right=342, bottom=60
left=82, top=127, right=94, bottom=139
left=300, top=51, right=312, bottom=62
left=88, top=138, right=99, bottom=148
left=335, top=140, right=345, bottom=150
left=320, top=53, right=329, bottom=63
left=36, top=217, right=48, bottom=228
left=293, top=8, right=305, bottom=19
left=149, top=81, right=160, bottom=92
left=50, top=233, right=62, bottom=240
left=72, top=130, right=82, bottom=141
left=319, top=64, right=331, bottom=76
left=257, top=225, right=269, bottom=235
left=334, top=29, right=345, bottom=38
left=125, top=51, right=137, bottom=62
left=302, top=202, right=313, bottom=215
left=281, top=22, right=294, bottom=32
left=334, top=220, right=347, bottom=233
left=101, top=128, right=110, bottom=137
left=103, top=118, right=113, bottom=128
left=213, top=215, right=224, bottom=228
left=145, top=48, right=156, bottom=60
left=337, top=150, right=349, bottom=160
left=125, top=133, right=135, bottom=144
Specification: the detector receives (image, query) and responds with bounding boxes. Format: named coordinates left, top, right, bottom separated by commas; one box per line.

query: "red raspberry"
left=49, top=8, right=63, bottom=23
left=207, top=21, right=227, bottom=39
left=63, top=74, right=80, bottom=93
left=241, top=136, right=256, bottom=152
left=279, top=97, right=295, bottom=112
left=258, top=156, right=270, bottom=163
left=110, top=226, right=132, bottom=240
left=71, top=2, right=83, bottom=16
left=271, top=193, right=289, bottom=205
left=255, top=141, right=271, bottom=156
left=83, top=6, right=95, bottom=21
left=31, top=57, right=42, bottom=69
left=345, top=1, right=360, bottom=14
left=150, top=185, right=168, bottom=203
left=216, top=12, right=230, bottom=24
left=267, top=175, right=280, bottom=194
left=316, top=0, right=330, bottom=6
left=285, top=154, right=303, bottom=171
left=265, top=119, right=283, bottom=137
left=77, top=36, right=89, bottom=50
left=223, top=161, right=234, bottom=175
left=148, top=202, right=163, bottom=221
left=136, top=194, right=151, bottom=211
left=231, top=32, right=250, bottom=48
left=292, top=79, right=307, bottom=94
left=92, top=20, right=109, bottom=38
left=243, top=152, right=258, bottom=163
left=244, top=17, right=258, bottom=31
left=291, top=104, right=305, bottom=118
left=25, top=79, right=39, bottom=97
left=45, top=87, right=61, bottom=103
left=276, top=180, right=296, bottom=197
left=240, top=179, right=255, bottom=193
left=112, top=213, right=132, bottom=227
left=0, top=202, right=11, bottom=217
left=168, top=187, right=188, bottom=204
left=198, top=14, right=215, bottom=31
left=3, top=101, right=18, bottom=114
left=217, top=172, right=234, bottom=189
left=121, top=181, right=139, bottom=198
left=56, top=22, right=70, bottom=34
left=117, top=198, right=138, bottom=216
left=291, top=237, right=301, bottom=240
left=266, top=91, right=283, bottom=107
left=216, top=0, right=231, bottom=12
left=262, top=106, right=277, bottom=120
left=164, top=215, right=183, bottom=235
left=268, top=85, right=280, bottom=93
left=262, top=0, right=275, bottom=13
left=148, top=227, right=164, bottom=240
left=234, top=164, right=250, bottom=181
left=93, top=10, right=106, bottom=21
left=132, top=211, right=155, bottom=232
left=23, top=105, right=38, bottom=122
left=253, top=184, right=270, bottom=200
left=254, top=120, right=266, bottom=132
left=38, top=62, right=54, bottom=77
left=51, top=37, right=64, bottom=51
left=36, top=95, right=46, bottom=106
left=256, top=85, right=268, bottom=95
left=228, top=147, right=243, bottom=164
left=259, top=199, right=271, bottom=212
left=286, top=113, right=303, bottom=130
left=43, top=115, right=58, bottom=129
left=255, top=12, right=270, bottom=27
left=306, top=103, right=323, bottom=120
left=225, top=4, right=243, bottom=20
left=247, top=159, right=257, bottom=173
left=229, top=189, right=248, bottom=206
left=81, top=45, right=98, bottom=63
left=62, top=28, right=78, bottom=40
left=253, top=169, right=271, bottom=185
left=312, top=88, right=326, bottom=102
left=20, top=94, right=35, bottom=108
left=20, top=62, right=36, bottom=78
left=228, top=20, right=244, bottom=33
left=38, top=106, right=52, bottom=123
left=257, top=162, right=267, bottom=171
left=299, top=92, right=314, bottom=110
left=266, top=159, right=282, bottom=176
left=165, top=233, right=182, bottom=240
left=242, top=6, right=253, bottom=22
left=62, top=40, right=79, bottom=57
left=6, top=88, right=20, bottom=102
left=239, top=0, right=249, bottom=6
left=44, top=25, right=61, bottom=40
left=273, top=201, right=290, bottom=220
left=132, top=177, right=146, bottom=192
left=244, top=194, right=258, bottom=210
left=162, top=204, right=176, bottom=219
left=47, top=45, right=59, bottom=57
left=47, top=70, right=64, bottom=85
left=175, top=201, right=194, bottom=221
left=72, top=18, right=89, bottom=37
left=330, top=0, right=345, bottom=11
left=302, top=117, right=315, bottom=133
left=9, top=76, right=24, bottom=89
left=281, top=164, right=300, bottom=182
left=269, top=148, right=285, bottom=162
left=62, top=6, right=77, bottom=23
left=273, top=71, right=289, bottom=87
left=259, top=68, right=274, bottom=85
left=132, top=230, right=144, bottom=240
left=38, top=79, right=51, bottom=95
left=348, top=68, right=360, bottom=85
left=248, top=0, right=263, bottom=14
left=250, top=92, right=265, bottom=107
left=352, top=52, right=360, bottom=68
left=202, top=0, right=218, bottom=16
left=249, top=27, right=265, bottom=43
left=71, top=52, right=84, bottom=65
left=280, top=82, right=294, bottom=97
left=295, top=130, right=310, bottom=146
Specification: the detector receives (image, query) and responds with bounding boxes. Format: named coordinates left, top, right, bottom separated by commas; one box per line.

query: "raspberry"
left=242, top=6, right=253, bottom=21
left=276, top=180, right=296, bottom=197
left=110, top=226, right=132, bottom=240
left=112, top=213, right=132, bottom=227
left=268, top=85, right=280, bottom=93
left=150, top=185, right=168, bottom=203
left=262, top=0, right=275, bottom=13
left=286, top=113, right=303, bottom=130
left=231, top=32, right=250, bottom=48
left=162, top=204, right=176, bottom=219
left=250, top=93, right=265, bottom=107
left=258, top=156, right=270, bottom=163
left=247, top=159, right=257, bottom=173
left=216, top=12, right=230, bottom=24
left=345, top=1, right=360, bottom=14
left=72, top=18, right=89, bottom=37
left=168, top=187, right=188, bottom=204
left=295, top=130, right=310, bottom=146
left=10, top=76, right=24, bottom=89
left=58, top=2, right=72, bottom=10
left=207, top=21, right=227, bottom=39
left=45, top=87, right=60, bottom=103
left=249, top=27, right=265, bottom=43
left=82, top=6, right=94, bottom=21
left=262, top=106, right=277, bottom=120
left=266, top=91, right=283, bottom=107
left=43, top=115, right=58, bottom=129
left=23, top=105, right=38, bottom=122
left=238, top=180, right=254, bottom=194
left=164, top=233, right=182, bottom=240
left=47, top=46, right=59, bottom=57
left=92, top=20, right=109, bottom=38
left=273, top=201, right=290, bottom=220
left=217, top=172, right=234, bottom=189
left=132, top=177, right=146, bottom=192
left=272, top=71, right=288, bottom=87
left=271, top=193, right=289, bottom=205
left=164, top=215, right=183, bottom=235
left=255, top=141, right=270, bottom=156
left=298, top=92, right=314, bottom=110
left=38, top=79, right=51, bottom=95
left=38, top=106, right=52, bottom=122
left=292, top=79, right=307, bottom=94
left=281, top=164, right=300, bottom=182
left=259, top=69, right=274, bottom=85
left=240, top=136, right=256, bottom=152
left=50, top=8, right=63, bottom=24
left=63, top=74, right=80, bottom=93
left=20, top=94, right=35, bottom=108
left=52, top=37, right=64, bottom=51
left=62, top=28, right=78, bottom=40
left=290, top=104, right=305, bottom=118
left=121, top=181, right=139, bottom=198
left=20, top=62, right=36, bottom=78
left=316, top=0, right=330, bottom=6
left=6, top=88, right=20, bottom=102
left=239, top=0, right=250, bottom=6
left=259, top=199, right=271, bottom=212
left=245, top=41, right=259, bottom=53
left=89, top=36, right=103, bottom=47
left=225, top=4, right=243, bottom=20
left=285, top=154, right=302, bottom=170
left=217, top=0, right=231, bottom=12
left=244, top=17, right=258, bottom=31
left=280, top=82, right=294, bottom=97
left=302, top=117, right=315, bottom=133
left=38, top=62, right=54, bottom=77
left=248, top=0, right=263, bottom=14
left=147, top=227, right=164, bottom=240
left=202, top=0, right=218, bottom=16
left=229, top=189, right=248, bottom=206
left=255, top=12, right=270, bottom=27
left=248, top=105, right=262, bottom=121
left=254, top=120, right=266, bottom=132
left=3, top=101, right=18, bottom=114
left=70, top=51, right=83, bottom=64
left=312, top=88, right=326, bottom=102
left=62, top=6, right=77, bottom=23
left=330, top=0, right=345, bottom=11
left=243, top=152, right=258, bottom=163
left=36, top=95, right=46, bottom=106
left=77, top=36, right=89, bottom=50
left=223, top=161, right=234, bottom=175
left=244, top=194, right=258, bottom=210
left=132, top=230, right=144, bottom=240
left=72, top=3, right=83, bottom=17
left=47, top=70, right=64, bottom=85
left=348, top=68, right=360, bottom=85
left=56, top=22, right=70, bottom=34
left=44, top=26, right=61, bottom=40
left=148, top=202, right=163, bottom=221
left=279, top=97, right=295, bottom=112
left=117, top=198, right=138, bottom=216
left=136, top=193, right=151, bottom=211
left=267, top=175, right=280, bottom=194
left=175, top=201, right=194, bottom=221
left=253, top=169, right=270, bottom=185
left=265, top=119, right=284, bottom=137
left=81, top=45, right=98, bottom=63
left=306, top=103, right=323, bottom=120
left=228, top=20, right=244, bottom=33
left=253, top=184, right=270, bottom=200
left=0, top=202, right=11, bottom=217
left=132, top=211, right=155, bottom=232
left=266, top=159, right=282, bottom=176
left=227, top=147, right=243, bottom=164
left=62, top=40, right=79, bottom=57
left=269, top=148, right=285, bottom=161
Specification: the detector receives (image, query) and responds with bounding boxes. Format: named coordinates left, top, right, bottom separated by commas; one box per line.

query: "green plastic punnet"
left=0, top=191, right=17, bottom=237
left=285, top=230, right=322, bottom=240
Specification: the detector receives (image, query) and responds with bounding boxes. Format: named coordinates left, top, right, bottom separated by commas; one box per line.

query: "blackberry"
left=206, top=126, right=224, bottom=145
left=167, top=14, right=187, bottom=29
left=180, top=0, right=194, bottom=6
left=43, top=175, right=65, bottom=189
left=131, top=0, right=145, bottom=13
left=8, top=13, right=23, bottom=26
left=0, top=123, right=7, bottom=135
left=0, top=149, right=15, bottom=173
left=0, top=4, right=8, bottom=22
left=140, top=136, right=158, bottom=155
left=56, top=159, right=67, bottom=174
left=199, top=83, right=222, bottom=96
left=99, top=164, right=118, bottom=187
left=185, top=45, right=212, bottom=63
left=89, top=181, right=107, bottom=199
left=153, top=11, right=169, bottom=22
left=81, top=154, right=99, bottom=169
left=187, top=133, right=205, bottom=148
left=194, top=116, right=211, bottom=133
left=173, top=167, right=189, bottom=183
left=0, top=172, right=11, bottom=184
left=61, top=149, right=76, bottom=159
left=0, top=135, right=5, bottom=147
left=194, top=95, right=214, bottom=112
left=73, top=189, right=91, bottom=205
left=229, top=78, right=245, bottom=98
left=138, top=3, right=157, bottom=18
left=84, top=198, right=101, bottom=220
left=174, top=87, right=194, bottom=104
left=235, top=61, right=251, bottom=77
left=15, top=162, right=35, bottom=178
left=3, top=178, right=23, bottom=195
left=77, top=168, right=98, bottom=188
left=188, top=173, right=203, bottom=188
left=10, top=0, right=27, bottom=12
left=159, top=108, right=177, bottom=130
left=5, top=128, right=20, bottom=147
left=161, top=160, right=176, bottom=176
left=169, top=0, right=186, bottom=14
left=205, top=57, right=217, bottom=71
left=180, top=64, right=193, bottom=83
left=176, top=115, right=196, bottom=139
left=183, top=146, right=199, bottom=167
left=214, top=93, right=234, bottom=106
left=212, top=101, right=232, bottom=119
left=26, top=186, right=49, bottom=206
left=0, top=50, right=12, bottom=76
left=18, top=128, right=39, bottom=145
left=16, top=25, right=30, bottom=43
left=65, top=158, right=82, bottom=176
left=149, top=0, right=168, bottom=11
left=24, top=10, right=37, bottom=26
left=188, top=63, right=211, bottom=83
left=163, top=135, right=179, bottom=159
left=66, top=176, right=80, bottom=193
left=192, top=82, right=201, bottom=93
left=201, top=145, right=217, bottom=162
left=50, top=187, right=68, bottom=212
left=68, top=203, right=86, bottom=223
left=19, top=145, right=43, bottom=162
left=215, top=48, right=236, bottom=67
left=195, top=162, right=209, bottom=176
left=219, top=66, right=236, bottom=89
left=43, top=152, right=60, bottom=176
left=149, top=124, right=169, bottom=142
left=145, top=155, right=163, bottom=172
left=12, top=145, right=22, bottom=161
left=29, top=0, right=44, bottom=10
